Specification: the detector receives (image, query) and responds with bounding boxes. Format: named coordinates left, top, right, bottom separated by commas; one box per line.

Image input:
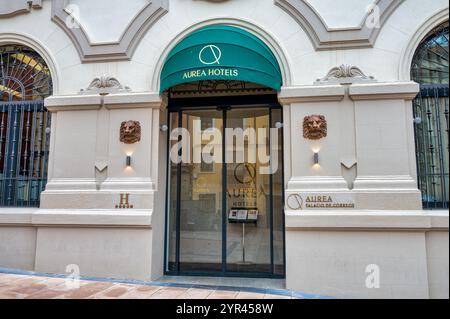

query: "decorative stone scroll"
left=80, top=76, right=131, bottom=95
left=315, top=65, right=376, bottom=85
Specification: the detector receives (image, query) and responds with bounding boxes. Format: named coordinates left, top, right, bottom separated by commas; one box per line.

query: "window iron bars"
left=0, top=45, right=52, bottom=207
left=413, top=86, right=449, bottom=209
left=0, top=101, right=51, bottom=207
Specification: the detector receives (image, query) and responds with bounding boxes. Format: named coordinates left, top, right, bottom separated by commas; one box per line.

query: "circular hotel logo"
left=199, top=45, right=222, bottom=65
left=286, top=194, right=304, bottom=210
left=234, top=163, right=257, bottom=185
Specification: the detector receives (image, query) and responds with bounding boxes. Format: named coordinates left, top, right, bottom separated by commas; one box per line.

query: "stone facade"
left=0, top=0, right=448, bottom=299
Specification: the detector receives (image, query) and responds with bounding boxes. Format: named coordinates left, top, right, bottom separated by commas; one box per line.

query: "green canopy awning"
left=160, top=25, right=282, bottom=93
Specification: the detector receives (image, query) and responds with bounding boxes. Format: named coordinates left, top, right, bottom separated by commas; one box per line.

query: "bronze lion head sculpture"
left=303, top=115, right=327, bottom=140
left=120, top=121, right=141, bottom=144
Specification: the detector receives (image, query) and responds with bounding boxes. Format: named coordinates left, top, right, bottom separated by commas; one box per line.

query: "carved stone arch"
left=274, top=0, right=404, bottom=50
left=51, top=0, right=168, bottom=63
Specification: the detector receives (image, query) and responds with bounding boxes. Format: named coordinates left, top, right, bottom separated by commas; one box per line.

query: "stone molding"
left=104, top=92, right=164, bottom=110
left=0, top=208, right=152, bottom=228
left=349, top=82, right=420, bottom=101
left=33, top=209, right=152, bottom=227
left=0, top=0, right=42, bottom=18
left=274, top=0, right=404, bottom=50
left=44, top=75, right=163, bottom=111
left=50, top=0, right=169, bottom=62
left=44, top=94, right=103, bottom=111
left=2, top=208, right=447, bottom=231
left=44, top=92, right=163, bottom=111
left=0, top=208, right=36, bottom=225
left=285, top=210, right=449, bottom=231
left=352, top=175, right=419, bottom=191
left=43, top=178, right=156, bottom=192
left=43, top=178, right=98, bottom=191
left=287, top=176, right=350, bottom=191
left=40, top=179, right=156, bottom=210
left=278, top=85, right=346, bottom=104
left=278, top=81, right=420, bottom=104
left=99, top=178, right=155, bottom=191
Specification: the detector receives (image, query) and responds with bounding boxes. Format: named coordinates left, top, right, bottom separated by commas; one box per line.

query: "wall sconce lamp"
left=160, top=124, right=168, bottom=132
left=126, top=155, right=132, bottom=167
left=313, top=151, right=320, bottom=166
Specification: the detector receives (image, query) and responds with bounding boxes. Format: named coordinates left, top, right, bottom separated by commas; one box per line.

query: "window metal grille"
left=412, top=22, right=449, bottom=209
left=0, top=45, right=52, bottom=207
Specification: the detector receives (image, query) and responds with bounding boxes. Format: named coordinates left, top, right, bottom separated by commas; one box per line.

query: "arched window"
left=411, top=22, right=449, bottom=209
left=0, top=45, right=52, bottom=207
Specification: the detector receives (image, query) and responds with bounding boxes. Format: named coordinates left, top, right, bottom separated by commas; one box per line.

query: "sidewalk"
left=0, top=272, right=301, bottom=299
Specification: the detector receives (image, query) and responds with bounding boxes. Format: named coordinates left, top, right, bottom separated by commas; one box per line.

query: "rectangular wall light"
left=314, top=152, right=319, bottom=165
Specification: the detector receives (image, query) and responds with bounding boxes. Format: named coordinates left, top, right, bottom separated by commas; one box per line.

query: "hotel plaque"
left=287, top=193, right=355, bottom=210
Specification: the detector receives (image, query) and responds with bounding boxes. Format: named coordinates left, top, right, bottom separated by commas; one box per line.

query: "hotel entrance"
left=165, top=83, right=285, bottom=277
left=160, top=25, right=285, bottom=278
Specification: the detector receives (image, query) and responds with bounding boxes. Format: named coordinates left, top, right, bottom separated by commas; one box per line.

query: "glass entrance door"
left=166, top=105, right=285, bottom=277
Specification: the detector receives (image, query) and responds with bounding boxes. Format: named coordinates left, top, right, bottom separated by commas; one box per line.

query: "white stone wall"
left=34, top=227, right=153, bottom=281
left=0, top=0, right=446, bottom=93
left=287, top=231, right=430, bottom=299
left=426, top=231, right=450, bottom=299
left=285, top=211, right=449, bottom=299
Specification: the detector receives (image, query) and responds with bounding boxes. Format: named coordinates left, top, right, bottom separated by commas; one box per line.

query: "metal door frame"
left=163, top=96, right=286, bottom=279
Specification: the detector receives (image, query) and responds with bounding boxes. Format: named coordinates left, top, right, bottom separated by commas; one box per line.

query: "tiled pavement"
left=0, top=272, right=304, bottom=299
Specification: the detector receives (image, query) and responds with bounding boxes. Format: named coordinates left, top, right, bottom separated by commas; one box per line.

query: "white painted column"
left=279, top=85, right=350, bottom=192
left=41, top=92, right=163, bottom=210
left=349, top=82, right=422, bottom=210
left=29, top=91, right=165, bottom=281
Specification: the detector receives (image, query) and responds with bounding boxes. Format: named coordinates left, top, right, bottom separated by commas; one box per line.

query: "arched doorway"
left=411, top=21, right=449, bottom=210
left=0, top=45, right=53, bottom=207
left=161, top=26, right=285, bottom=278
